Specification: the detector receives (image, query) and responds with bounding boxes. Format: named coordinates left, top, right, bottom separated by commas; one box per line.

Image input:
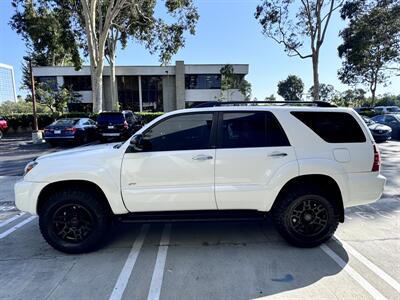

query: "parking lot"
left=0, top=136, right=399, bottom=300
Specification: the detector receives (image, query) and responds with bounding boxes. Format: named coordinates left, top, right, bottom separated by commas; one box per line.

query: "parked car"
left=97, top=111, right=142, bottom=142
left=372, top=114, right=400, bottom=140
left=374, top=106, right=400, bottom=114
left=44, top=118, right=97, bottom=146
left=354, top=107, right=375, bottom=115
left=361, top=116, right=392, bottom=143
left=0, top=117, right=8, bottom=140
left=16, top=103, right=386, bottom=253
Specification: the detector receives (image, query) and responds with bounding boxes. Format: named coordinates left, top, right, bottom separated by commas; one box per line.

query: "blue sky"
left=1, top=0, right=399, bottom=100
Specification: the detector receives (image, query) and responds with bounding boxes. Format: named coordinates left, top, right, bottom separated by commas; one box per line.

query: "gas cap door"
left=333, top=148, right=351, bottom=163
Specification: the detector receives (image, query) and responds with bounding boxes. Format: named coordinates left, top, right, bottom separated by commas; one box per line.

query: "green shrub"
left=2, top=111, right=164, bottom=130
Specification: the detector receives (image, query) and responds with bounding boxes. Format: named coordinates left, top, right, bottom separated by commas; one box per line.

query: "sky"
left=1, top=0, right=399, bottom=100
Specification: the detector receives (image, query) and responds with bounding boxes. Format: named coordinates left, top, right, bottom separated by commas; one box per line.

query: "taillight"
left=124, top=121, right=129, bottom=129
left=372, top=144, right=381, bottom=172
left=65, top=127, right=77, bottom=132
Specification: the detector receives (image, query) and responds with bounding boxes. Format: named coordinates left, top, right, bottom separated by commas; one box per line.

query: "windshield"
left=387, top=107, right=400, bottom=112
left=362, top=116, right=374, bottom=125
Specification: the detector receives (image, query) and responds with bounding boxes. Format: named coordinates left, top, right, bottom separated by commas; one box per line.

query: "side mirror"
left=130, top=134, right=144, bottom=152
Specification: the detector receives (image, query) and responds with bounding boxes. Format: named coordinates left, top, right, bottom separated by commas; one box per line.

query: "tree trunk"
left=109, top=55, right=118, bottom=111
left=92, top=64, right=104, bottom=113
left=312, top=54, right=320, bottom=101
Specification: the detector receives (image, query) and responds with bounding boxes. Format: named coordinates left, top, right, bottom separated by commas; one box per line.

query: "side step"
left=117, top=210, right=268, bottom=223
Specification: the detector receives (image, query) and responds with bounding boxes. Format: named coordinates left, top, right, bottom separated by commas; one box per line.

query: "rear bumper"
left=345, top=172, right=386, bottom=208
left=14, top=179, right=48, bottom=215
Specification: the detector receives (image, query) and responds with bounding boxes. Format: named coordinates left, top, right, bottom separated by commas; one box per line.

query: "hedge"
left=2, top=112, right=164, bottom=131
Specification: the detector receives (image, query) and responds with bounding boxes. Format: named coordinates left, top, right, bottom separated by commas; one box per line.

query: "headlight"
left=24, top=161, right=38, bottom=176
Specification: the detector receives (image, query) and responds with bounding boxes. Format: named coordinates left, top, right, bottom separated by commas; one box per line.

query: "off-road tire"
left=272, top=184, right=339, bottom=248
left=39, top=188, right=111, bottom=254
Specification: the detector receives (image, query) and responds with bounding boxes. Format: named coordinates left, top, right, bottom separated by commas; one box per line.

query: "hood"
left=368, top=123, right=392, bottom=132
left=37, top=142, right=120, bottom=161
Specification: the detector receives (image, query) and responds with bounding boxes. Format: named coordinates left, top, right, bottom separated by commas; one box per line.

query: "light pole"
left=23, top=56, right=40, bottom=142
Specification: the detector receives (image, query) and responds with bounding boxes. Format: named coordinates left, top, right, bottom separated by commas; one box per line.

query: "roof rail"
left=194, top=100, right=337, bottom=108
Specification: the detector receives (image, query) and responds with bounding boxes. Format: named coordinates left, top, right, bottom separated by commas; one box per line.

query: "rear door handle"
left=268, top=152, right=288, bottom=158
left=192, top=154, right=213, bottom=161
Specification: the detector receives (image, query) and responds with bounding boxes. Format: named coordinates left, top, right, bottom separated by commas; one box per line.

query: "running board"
left=117, top=210, right=268, bottom=223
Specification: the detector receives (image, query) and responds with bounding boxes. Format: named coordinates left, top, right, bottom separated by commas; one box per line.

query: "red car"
left=0, top=117, right=8, bottom=140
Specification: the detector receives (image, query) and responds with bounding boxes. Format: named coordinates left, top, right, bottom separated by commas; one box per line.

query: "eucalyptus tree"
left=255, top=0, right=343, bottom=101
left=338, top=0, right=400, bottom=104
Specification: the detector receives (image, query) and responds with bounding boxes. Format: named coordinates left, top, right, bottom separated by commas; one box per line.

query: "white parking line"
left=320, top=244, right=386, bottom=299
left=0, top=216, right=36, bottom=239
left=147, top=223, right=171, bottom=300
left=334, top=237, right=400, bottom=294
left=109, top=224, right=150, bottom=300
left=0, top=212, right=26, bottom=228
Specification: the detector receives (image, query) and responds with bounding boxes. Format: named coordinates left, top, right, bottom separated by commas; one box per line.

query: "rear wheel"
left=39, top=188, right=111, bottom=254
left=272, top=185, right=339, bottom=247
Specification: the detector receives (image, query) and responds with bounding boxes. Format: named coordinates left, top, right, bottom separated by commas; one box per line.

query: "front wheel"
left=39, top=188, right=111, bottom=254
left=272, top=186, right=339, bottom=247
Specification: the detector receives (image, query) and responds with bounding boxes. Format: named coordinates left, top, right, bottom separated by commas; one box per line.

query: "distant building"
left=0, top=63, right=17, bottom=103
left=32, top=61, right=249, bottom=112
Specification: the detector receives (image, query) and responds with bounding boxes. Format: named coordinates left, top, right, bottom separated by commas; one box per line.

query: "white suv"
left=15, top=103, right=386, bottom=253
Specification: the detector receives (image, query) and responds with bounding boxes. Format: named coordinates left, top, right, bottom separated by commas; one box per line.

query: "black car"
left=44, top=118, right=98, bottom=146
left=97, top=111, right=142, bottom=142
left=361, top=116, right=392, bottom=143
left=372, top=114, right=400, bottom=140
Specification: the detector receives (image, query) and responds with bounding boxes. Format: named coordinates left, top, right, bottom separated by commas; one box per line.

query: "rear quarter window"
left=291, top=111, right=366, bottom=143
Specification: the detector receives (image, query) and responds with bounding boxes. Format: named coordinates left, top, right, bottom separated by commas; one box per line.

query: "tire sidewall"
left=39, top=191, right=109, bottom=254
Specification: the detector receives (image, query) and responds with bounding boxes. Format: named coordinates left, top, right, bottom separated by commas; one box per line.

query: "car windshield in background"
left=53, top=119, right=79, bottom=126
left=387, top=107, right=400, bottom=113
left=97, top=113, right=124, bottom=124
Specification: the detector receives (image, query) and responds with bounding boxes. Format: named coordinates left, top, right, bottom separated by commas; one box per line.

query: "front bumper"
left=14, top=179, right=48, bottom=215
left=345, top=172, right=386, bottom=208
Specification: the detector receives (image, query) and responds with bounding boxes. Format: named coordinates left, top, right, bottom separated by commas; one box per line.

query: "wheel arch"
left=272, top=174, right=345, bottom=222
left=37, top=180, right=114, bottom=216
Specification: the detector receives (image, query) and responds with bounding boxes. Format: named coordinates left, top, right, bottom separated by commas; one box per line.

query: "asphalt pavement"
left=0, top=135, right=399, bottom=300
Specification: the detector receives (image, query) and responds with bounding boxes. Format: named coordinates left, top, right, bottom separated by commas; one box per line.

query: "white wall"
left=185, top=89, right=245, bottom=102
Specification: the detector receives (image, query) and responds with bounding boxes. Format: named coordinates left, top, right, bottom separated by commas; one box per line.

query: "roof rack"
left=194, top=101, right=337, bottom=108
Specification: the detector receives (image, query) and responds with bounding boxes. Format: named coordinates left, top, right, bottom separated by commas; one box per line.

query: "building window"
left=141, top=76, right=163, bottom=112
left=117, top=76, right=140, bottom=112
left=185, top=74, right=221, bottom=89
left=35, top=76, right=58, bottom=90
left=0, top=67, right=15, bottom=102
left=63, top=76, right=92, bottom=91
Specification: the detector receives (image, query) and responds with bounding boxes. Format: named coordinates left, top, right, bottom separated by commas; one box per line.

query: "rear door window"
left=218, top=111, right=290, bottom=148
left=291, top=111, right=366, bottom=143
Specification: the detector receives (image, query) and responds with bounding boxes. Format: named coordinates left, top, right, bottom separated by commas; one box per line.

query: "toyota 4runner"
left=15, top=102, right=386, bottom=253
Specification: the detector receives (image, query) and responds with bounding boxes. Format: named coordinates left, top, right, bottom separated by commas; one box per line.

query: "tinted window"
left=97, top=113, right=124, bottom=124
left=185, top=74, right=221, bottom=89
left=63, top=76, right=92, bottom=91
left=372, top=115, right=385, bottom=123
left=291, top=112, right=366, bottom=143
left=385, top=116, right=398, bottom=123
left=53, top=119, right=79, bottom=126
left=143, top=113, right=213, bottom=151
left=220, top=112, right=290, bottom=148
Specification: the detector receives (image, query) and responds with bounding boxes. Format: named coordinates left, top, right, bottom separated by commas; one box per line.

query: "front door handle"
left=192, top=154, right=213, bottom=161
left=268, top=152, right=288, bottom=158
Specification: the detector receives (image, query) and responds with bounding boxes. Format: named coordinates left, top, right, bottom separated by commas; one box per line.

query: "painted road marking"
left=0, top=216, right=36, bottom=239
left=335, top=237, right=400, bottom=294
left=109, top=224, right=150, bottom=300
left=147, top=223, right=172, bottom=300
left=320, top=244, right=386, bottom=299
left=0, top=212, right=25, bottom=228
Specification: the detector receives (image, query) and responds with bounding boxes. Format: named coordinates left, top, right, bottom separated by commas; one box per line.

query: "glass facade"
left=64, top=76, right=92, bottom=91
left=185, top=74, right=221, bottom=89
left=141, top=76, right=163, bottom=112
left=36, top=76, right=58, bottom=90
left=0, top=65, right=16, bottom=102
left=117, top=76, right=140, bottom=111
